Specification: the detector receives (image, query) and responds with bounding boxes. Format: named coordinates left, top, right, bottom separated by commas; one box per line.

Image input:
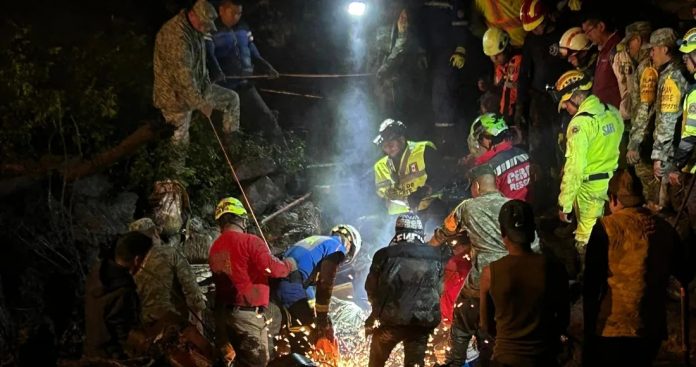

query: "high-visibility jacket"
left=559, top=95, right=624, bottom=213
left=374, top=141, right=436, bottom=214
left=676, top=84, right=696, bottom=173
left=494, top=54, right=522, bottom=119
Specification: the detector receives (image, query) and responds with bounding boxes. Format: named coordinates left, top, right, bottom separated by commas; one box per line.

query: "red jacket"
left=592, top=32, right=621, bottom=110
left=440, top=253, right=472, bottom=325
left=474, top=141, right=531, bottom=201
left=209, top=231, right=292, bottom=307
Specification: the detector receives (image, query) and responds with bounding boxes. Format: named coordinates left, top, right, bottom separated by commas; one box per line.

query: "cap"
left=642, top=27, right=678, bottom=50
left=129, top=218, right=157, bottom=234
left=467, top=164, right=496, bottom=180
left=608, top=169, right=644, bottom=207
left=498, top=200, right=536, bottom=244
left=394, top=212, right=424, bottom=238
left=192, top=0, right=218, bottom=33
left=620, top=21, right=652, bottom=46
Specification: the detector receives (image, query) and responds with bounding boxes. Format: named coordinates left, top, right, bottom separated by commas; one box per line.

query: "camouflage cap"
left=192, top=0, right=218, bottom=33
left=467, top=163, right=496, bottom=180
left=642, top=27, right=678, bottom=50
left=620, top=21, right=651, bottom=45
left=129, top=218, right=157, bottom=234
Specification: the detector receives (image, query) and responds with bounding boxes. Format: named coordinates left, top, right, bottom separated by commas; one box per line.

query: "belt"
left=585, top=173, right=610, bottom=182
left=228, top=305, right=266, bottom=313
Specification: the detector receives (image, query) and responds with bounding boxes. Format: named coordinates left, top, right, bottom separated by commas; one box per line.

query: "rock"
left=71, top=188, right=137, bottom=244
left=264, top=200, right=321, bottom=250
left=182, top=216, right=219, bottom=264
left=243, top=176, right=285, bottom=214
left=72, top=174, right=113, bottom=198
left=235, top=156, right=278, bottom=182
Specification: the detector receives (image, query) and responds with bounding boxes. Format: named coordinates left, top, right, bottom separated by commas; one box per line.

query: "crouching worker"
left=365, top=212, right=445, bottom=367
left=209, top=197, right=297, bottom=367
left=276, top=225, right=362, bottom=357
left=84, top=232, right=153, bottom=359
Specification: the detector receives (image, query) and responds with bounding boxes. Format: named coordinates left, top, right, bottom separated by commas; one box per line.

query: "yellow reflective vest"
left=374, top=141, right=435, bottom=215
left=681, top=84, right=696, bottom=173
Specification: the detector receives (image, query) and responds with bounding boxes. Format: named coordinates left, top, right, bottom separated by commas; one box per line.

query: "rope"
left=224, top=73, right=373, bottom=80
left=259, top=88, right=323, bottom=99
left=205, top=116, right=270, bottom=247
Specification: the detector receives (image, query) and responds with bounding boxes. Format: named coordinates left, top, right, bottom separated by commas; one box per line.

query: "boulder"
left=182, top=216, right=219, bottom=264
left=235, top=156, right=278, bottom=182
left=243, top=176, right=285, bottom=214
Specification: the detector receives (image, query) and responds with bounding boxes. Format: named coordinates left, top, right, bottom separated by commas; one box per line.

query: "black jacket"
left=365, top=240, right=446, bottom=328
left=84, top=259, right=140, bottom=359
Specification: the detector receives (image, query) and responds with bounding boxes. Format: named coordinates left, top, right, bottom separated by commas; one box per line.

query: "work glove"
left=364, top=315, right=377, bottom=337
left=407, top=185, right=431, bottom=211
left=668, top=171, right=682, bottom=186
left=315, top=312, right=335, bottom=342
left=384, top=187, right=401, bottom=201
left=200, top=103, right=214, bottom=119
left=568, top=0, right=582, bottom=11
left=268, top=67, right=280, bottom=79
left=626, top=149, right=640, bottom=165
left=449, top=47, right=466, bottom=69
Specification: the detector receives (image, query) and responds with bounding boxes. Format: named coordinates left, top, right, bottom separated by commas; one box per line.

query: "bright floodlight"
left=347, top=1, right=366, bottom=16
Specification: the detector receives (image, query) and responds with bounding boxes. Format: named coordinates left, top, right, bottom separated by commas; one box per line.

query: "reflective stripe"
left=424, top=1, right=453, bottom=9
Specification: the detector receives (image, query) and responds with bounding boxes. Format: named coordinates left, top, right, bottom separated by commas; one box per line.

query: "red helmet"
left=520, top=0, right=546, bottom=32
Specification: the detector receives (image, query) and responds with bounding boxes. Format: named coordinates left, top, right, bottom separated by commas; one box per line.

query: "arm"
left=172, top=250, right=207, bottom=313
left=651, top=77, right=684, bottom=163
left=612, top=50, right=632, bottom=120
left=430, top=204, right=467, bottom=245
left=253, top=238, right=295, bottom=278
left=675, top=137, right=696, bottom=170
left=558, top=120, right=590, bottom=213
left=364, top=249, right=384, bottom=306
left=374, top=160, right=395, bottom=199
left=478, top=266, right=494, bottom=336
left=314, top=252, right=345, bottom=313
left=170, top=32, right=209, bottom=111
left=205, top=35, right=224, bottom=83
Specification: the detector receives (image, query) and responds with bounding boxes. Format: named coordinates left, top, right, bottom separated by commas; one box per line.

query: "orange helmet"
left=520, top=0, right=546, bottom=32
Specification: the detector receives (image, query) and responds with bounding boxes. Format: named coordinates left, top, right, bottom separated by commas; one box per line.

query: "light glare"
left=347, top=1, right=366, bottom=16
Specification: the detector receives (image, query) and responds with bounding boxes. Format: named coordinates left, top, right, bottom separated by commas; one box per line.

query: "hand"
left=669, top=171, right=682, bottom=186
left=384, top=187, right=400, bottom=200
left=626, top=150, right=640, bottom=165
left=315, top=312, right=335, bottom=342
left=200, top=103, right=214, bottom=119
left=364, top=315, right=376, bottom=337
left=407, top=186, right=431, bottom=210
left=268, top=67, right=280, bottom=79
left=450, top=48, right=466, bottom=69
left=558, top=210, right=572, bottom=223
left=653, top=160, right=664, bottom=178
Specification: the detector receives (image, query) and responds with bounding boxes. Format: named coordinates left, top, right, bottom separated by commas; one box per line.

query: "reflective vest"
left=494, top=54, right=522, bottom=119
left=682, top=84, right=696, bottom=173
left=374, top=141, right=435, bottom=214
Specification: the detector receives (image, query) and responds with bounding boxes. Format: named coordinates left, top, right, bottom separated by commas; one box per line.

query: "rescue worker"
left=365, top=212, right=445, bottom=367
left=153, top=0, right=240, bottom=161
left=581, top=13, right=622, bottom=110
left=669, top=27, right=696, bottom=234
left=614, top=22, right=652, bottom=128
left=646, top=28, right=689, bottom=209
left=430, top=164, right=540, bottom=366
left=479, top=200, right=569, bottom=367
left=208, top=197, right=297, bottom=367
left=275, top=225, right=362, bottom=356
left=128, top=218, right=206, bottom=332
left=373, top=119, right=448, bottom=225
left=583, top=169, right=690, bottom=366
left=557, top=27, right=597, bottom=75
left=420, top=0, right=487, bottom=156
left=482, top=27, right=523, bottom=124
left=468, top=113, right=531, bottom=201
left=473, top=0, right=526, bottom=48
left=518, top=0, right=569, bottom=180
left=623, top=22, right=660, bottom=204
left=84, top=232, right=153, bottom=359
left=208, top=0, right=284, bottom=145
left=553, top=70, right=623, bottom=259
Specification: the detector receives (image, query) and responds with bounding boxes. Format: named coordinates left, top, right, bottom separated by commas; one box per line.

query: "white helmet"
left=373, top=118, right=406, bottom=145
left=330, top=224, right=362, bottom=264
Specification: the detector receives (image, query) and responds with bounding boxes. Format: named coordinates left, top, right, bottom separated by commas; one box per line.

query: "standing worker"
left=365, top=212, right=445, bottom=367
left=482, top=27, right=523, bottom=125
left=153, top=0, right=240, bottom=167
left=208, top=0, right=285, bottom=145
left=208, top=197, right=297, bottom=367
left=553, top=70, right=623, bottom=264
left=275, top=225, right=362, bottom=356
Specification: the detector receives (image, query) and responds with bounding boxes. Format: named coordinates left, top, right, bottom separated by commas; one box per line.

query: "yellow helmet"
left=214, top=197, right=248, bottom=220
left=483, top=27, right=510, bottom=56
left=679, top=27, right=696, bottom=54
left=553, top=70, right=593, bottom=112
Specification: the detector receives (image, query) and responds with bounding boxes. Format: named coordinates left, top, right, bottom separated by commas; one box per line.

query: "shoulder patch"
left=689, top=103, right=696, bottom=115
left=571, top=126, right=580, bottom=135
left=660, top=77, right=682, bottom=113
left=640, top=66, right=658, bottom=104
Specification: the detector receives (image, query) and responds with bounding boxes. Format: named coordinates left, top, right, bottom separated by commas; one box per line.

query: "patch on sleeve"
left=659, top=77, right=682, bottom=113
left=443, top=213, right=458, bottom=233
left=570, top=126, right=580, bottom=135
left=639, top=66, right=658, bottom=104
left=689, top=103, right=696, bottom=115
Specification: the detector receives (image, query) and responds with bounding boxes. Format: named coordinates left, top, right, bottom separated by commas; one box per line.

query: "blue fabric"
left=211, top=22, right=260, bottom=89
left=276, top=236, right=347, bottom=307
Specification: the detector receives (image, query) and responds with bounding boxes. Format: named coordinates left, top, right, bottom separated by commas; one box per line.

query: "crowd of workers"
left=79, top=0, right=696, bottom=366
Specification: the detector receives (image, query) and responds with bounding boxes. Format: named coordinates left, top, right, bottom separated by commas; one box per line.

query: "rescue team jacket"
left=365, top=239, right=445, bottom=328
left=474, top=141, right=530, bottom=201
left=559, top=95, right=624, bottom=213
left=374, top=141, right=436, bottom=215
left=209, top=231, right=293, bottom=308
left=277, top=236, right=347, bottom=307
left=675, top=83, right=696, bottom=173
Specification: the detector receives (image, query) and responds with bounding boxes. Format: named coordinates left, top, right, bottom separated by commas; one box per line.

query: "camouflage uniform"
left=134, top=244, right=206, bottom=324
left=153, top=6, right=240, bottom=147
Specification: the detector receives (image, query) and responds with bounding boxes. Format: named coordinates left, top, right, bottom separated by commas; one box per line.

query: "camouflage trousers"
left=632, top=160, right=660, bottom=204
left=161, top=84, right=240, bottom=146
